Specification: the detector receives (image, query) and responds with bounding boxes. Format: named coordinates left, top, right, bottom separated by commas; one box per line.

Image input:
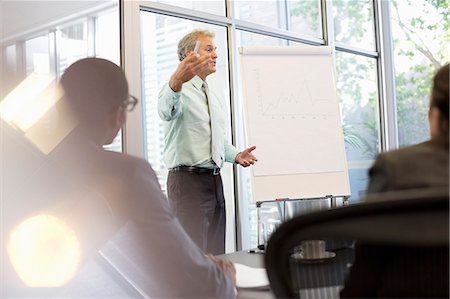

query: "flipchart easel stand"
left=256, top=195, right=350, bottom=249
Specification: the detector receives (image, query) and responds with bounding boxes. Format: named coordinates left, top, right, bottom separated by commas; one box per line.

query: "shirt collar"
left=190, top=76, right=205, bottom=90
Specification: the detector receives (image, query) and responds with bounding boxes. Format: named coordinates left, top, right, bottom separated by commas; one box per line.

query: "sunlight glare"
left=0, top=72, right=60, bottom=132
left=7, top=214, right=81, bottom=287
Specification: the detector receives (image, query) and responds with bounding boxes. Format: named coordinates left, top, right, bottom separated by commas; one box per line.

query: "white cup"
left=300, top=240, right=326, bottom=259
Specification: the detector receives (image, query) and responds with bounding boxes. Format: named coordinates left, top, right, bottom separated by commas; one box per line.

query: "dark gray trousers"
left=167, top=170, right=226, bottom=255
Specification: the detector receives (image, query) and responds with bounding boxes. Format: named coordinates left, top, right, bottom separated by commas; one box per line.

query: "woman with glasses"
left=7, top=57, right=236, bottom=298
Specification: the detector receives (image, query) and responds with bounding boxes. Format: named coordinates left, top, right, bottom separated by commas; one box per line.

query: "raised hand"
left=169, top=52, right=212, bottom=92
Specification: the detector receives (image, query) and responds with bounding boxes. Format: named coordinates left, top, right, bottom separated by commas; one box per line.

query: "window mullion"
left=376, top=0, right=398, bottom=152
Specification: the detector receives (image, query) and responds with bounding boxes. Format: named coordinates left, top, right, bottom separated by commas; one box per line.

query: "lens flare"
left=0, top=71, right=77, bottom=154
left=7, top=214, right=81, bottom=287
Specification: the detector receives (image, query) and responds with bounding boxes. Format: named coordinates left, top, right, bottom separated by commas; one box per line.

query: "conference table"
left=218, top=246, right=354, bottom=299
left=218, top=250, right=274, bottom=299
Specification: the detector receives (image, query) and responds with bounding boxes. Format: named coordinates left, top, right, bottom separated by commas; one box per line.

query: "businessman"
left=158, top=29, right=257, bottom=255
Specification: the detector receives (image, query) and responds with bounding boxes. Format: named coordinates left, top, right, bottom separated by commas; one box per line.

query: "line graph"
left=255, top=76, right=333, bottom=119
left=239, top=46, right=350, bottom=202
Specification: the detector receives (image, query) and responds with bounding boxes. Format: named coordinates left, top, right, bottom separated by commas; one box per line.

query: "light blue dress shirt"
left=158, top=76, right=239, bottom=169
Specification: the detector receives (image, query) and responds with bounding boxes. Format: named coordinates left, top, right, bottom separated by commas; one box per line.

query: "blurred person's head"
left=60, top=58, right=131, bottom=145
left=429, top=63, right=449, bottom=145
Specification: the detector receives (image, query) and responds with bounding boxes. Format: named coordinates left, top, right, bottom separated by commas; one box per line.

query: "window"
left=59, top=21, right=89, bottom=75
left=95, top=9, right=120, bottom=65
left=2, top=2, right=121, bottom=152
left=95, top=9, right=121, bottom=152
left=288, top=0, right=323, bottom=39
left=332, top=0, right=376, bottom=51
left=335, top=52, right=380, bottom=199
left=234, top=1, right=286, bottom=30
left=2, top=45, right=19, bottom=97
left=25, top=35, right=51, bottom=75
left=156, top=0, right=225, bottom=16
left=237, top=29, right=289, bottom=47
left=136, top=0, right=381, bottom=251
left=234, top=0, right=322, bottom=39
left=390, top=0, right=450, bottom=146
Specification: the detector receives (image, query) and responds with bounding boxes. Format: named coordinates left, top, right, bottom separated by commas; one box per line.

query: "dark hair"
left=430, top=63, right=449, bottom=135
left=60, top=58, right=128, bottom=123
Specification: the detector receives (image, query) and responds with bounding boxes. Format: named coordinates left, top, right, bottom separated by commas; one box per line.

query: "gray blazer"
left=367, top=139, right=449, bottom=193
left=3, top=127, right=236, bottom=299
left=341, top=139, right=449, bottom=298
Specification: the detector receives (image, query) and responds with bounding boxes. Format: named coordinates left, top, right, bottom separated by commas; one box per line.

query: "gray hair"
left=177, top=29, right=215, bottom=61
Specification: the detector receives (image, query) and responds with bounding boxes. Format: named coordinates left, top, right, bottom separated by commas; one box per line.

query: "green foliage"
left=332, top=0, right=372, bottom=43
left=392, top=0, right=449, bottom=145
left=342, top=123, right=363, bottom=150
left=289, top=0, right=320, bottom=32
left=291, top=0, right=448, bottom=152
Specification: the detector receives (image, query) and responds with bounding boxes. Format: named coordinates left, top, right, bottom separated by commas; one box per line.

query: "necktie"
left=202, top=82, right=223, bottom=168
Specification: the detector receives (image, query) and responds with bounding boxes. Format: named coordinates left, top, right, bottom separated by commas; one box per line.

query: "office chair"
left=264, top=188, right=449, bottom=299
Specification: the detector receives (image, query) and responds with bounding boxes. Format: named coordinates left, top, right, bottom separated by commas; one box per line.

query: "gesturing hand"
left=169, top=53, right=212, bottom=92
left=235, top=146, right=258, bottom=167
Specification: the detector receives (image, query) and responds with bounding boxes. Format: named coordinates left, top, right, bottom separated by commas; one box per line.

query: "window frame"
left=122, top=0, right=396, bottom=251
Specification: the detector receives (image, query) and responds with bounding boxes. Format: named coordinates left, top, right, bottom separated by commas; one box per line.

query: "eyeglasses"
left=123, top=95, right=138, bottom=112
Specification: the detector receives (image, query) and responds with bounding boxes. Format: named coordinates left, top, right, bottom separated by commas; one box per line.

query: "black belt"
left=170, top=166, right=220, bottom=175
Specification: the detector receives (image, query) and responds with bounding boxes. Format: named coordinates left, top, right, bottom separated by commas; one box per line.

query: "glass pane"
left=238, top=30, right=289, bottom=47
left=335, top=51, right=380, bottom=201
left=155, top=0, right=225, bottom=16
left=59, top=21, right=89, bottom=74
left=288, top=0, right=322, bottom=39
left=95, top=9, right=120, bottom=65
left=234, top=1, right=285, bottom=31
left=2, top=45, right=18, bottom=96
left=332, top=0, right=375, bottom=50
left=234, top=0, right=322, bottom=39
left=96, top=8, right=121, bottom=151
left=390, top=0, right=450, bottom=146
left=25, top=35, right=50, bottom=75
